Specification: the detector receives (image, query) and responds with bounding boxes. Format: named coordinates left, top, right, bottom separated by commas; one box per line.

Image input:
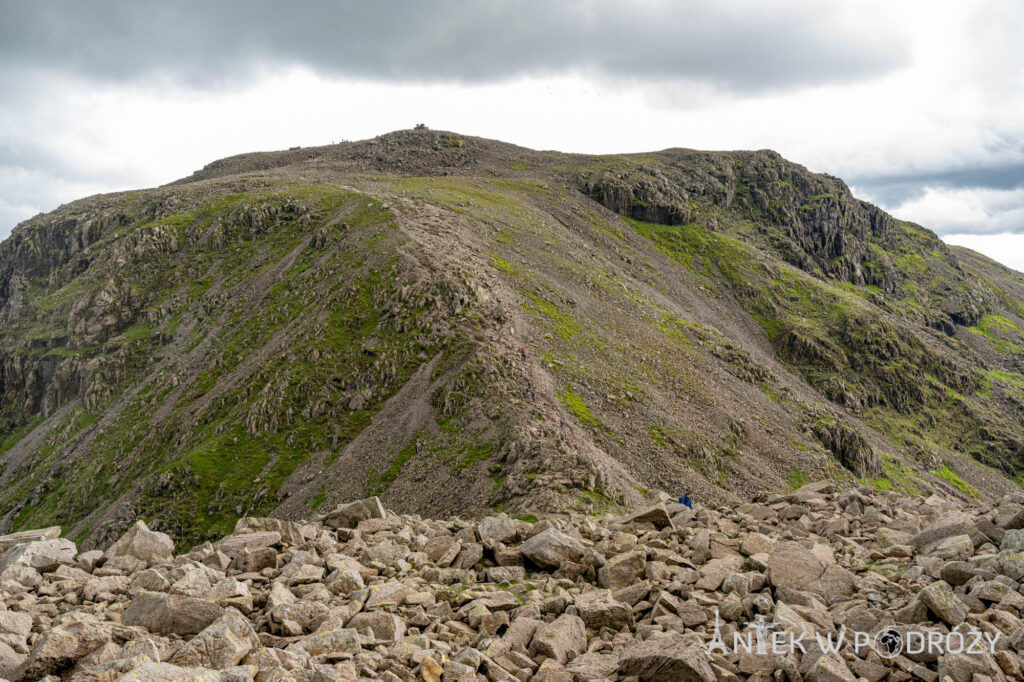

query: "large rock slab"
left=0, top=538, right=76, bottom=572
left=910, top=511, right=974, bottom=549
left=614, top=504, right=675, bottom=530
left=168, top=607, right=259, bottom=669
left=766, top=542, right=855, bottom=603
left=0, top=527, right=61, bottom=553
left=519, top=528, right=585, bottom=569
left=565, top=652, right=619, bottom=680
left=574, top=590, right=635, bottom=630
left=347, top=611, right=406, bottom=645
left=287, top=628, right=361, bottom=659
left=617, top=635, right=716, bottom=681
left=104, top=657, right=223, bottom=681
left=598, top=550, right=646, bottom=590
left=477, top=514, right=519, bottom=544
left=919, top=580, right=967, bottom=626
left=530, top=613, right=586, bottom=664
left=122, top=591, right=225, bottom=636
left=217, top=531, right=282, bottom=558
left=234, top=516, right=306, bottom=545
left=695, top=555, right=744, bottom=591
left=321, top=497, right=386, bottom=529
left=105, top=519, right=174, bottom=564
left=14, top=618, right=118, bottom=680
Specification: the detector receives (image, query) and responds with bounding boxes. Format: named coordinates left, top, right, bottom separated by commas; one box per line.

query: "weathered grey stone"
left=911, top=511, right=974, bottom=549
left=573, top=590, right=635, bottom=630
left=477, top=514, right=519, bottom=544
left=919, top=580, right=967, bottom=626
left=0, top=527, right=61, bottom=553
left=598, top=549, right=646, bottom=590
left=740, top=532, right=774, bottom=556
left=168, top=607, right=259, bottom=669
left=615, top=504, right=674, bottom=530
left=347, top=611, right=405, bottom=645
left=1001, top=528, right=1024, bottom=552
left=288, top=628, right=361, bottom=658
left=767, top=542, right=854, bottom=602
left=938, top=561, right=974, bottom=586
left=696, top=554, right=744, bottom=591
left=105, top=520, right=174, bottom=564
left=13, top=618, right=115, bottom=679
left=217, top=531, right=282, bottom=558
left=322, top=497, right=386, bottom=529
left=530, top=613, right=586, bottom=664
left=122, top=590, right=225, bottom=636
left=564, top=651, right=618, bottom=680
left=519, top=528, right=585, bottom=569
left=932, top=534, right=974, bottom=561
left=618, top=635, right=716, bottom=682
left=806, top=654, right=857, bottom=682
left=0, top=538, right=76, bottom=572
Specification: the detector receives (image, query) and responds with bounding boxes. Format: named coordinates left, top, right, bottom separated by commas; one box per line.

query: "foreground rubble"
left=1, top=482, right=1023, bottom=681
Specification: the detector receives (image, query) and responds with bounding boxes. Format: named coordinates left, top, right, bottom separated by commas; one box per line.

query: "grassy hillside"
left=0, top=129, right=1021, bottom=547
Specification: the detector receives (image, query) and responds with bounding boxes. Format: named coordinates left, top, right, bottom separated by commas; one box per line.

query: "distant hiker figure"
left=520, top=347, right=526, bottom=361
left=680, top=493, right=693, bottom=510
left=530, top=390, right=536, bottom=402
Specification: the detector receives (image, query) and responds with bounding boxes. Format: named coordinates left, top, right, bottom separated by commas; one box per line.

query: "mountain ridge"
left=0, top=129, right=1022, bottom=548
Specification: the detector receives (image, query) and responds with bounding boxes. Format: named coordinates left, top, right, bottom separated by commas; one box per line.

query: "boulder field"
left=0, top=483, right=1022, bottom=680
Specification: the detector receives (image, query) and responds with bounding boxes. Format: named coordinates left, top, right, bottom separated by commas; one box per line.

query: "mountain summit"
left=1, top=129, right=1022, bottom=547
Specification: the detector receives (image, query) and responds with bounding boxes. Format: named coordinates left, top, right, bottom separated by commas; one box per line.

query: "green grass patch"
left=558, top=387, right=603, bottom=431
left=489, top=254, right=518, bottom=276
left=117, top=322, right=153, bottom=343
left=0, top=416, right=43, bottom=454
left=786, top=468, right=809, bottom=491
left=969, top=314, right=1024, bottom=354
left=867, top=454, right=924, bottom=497
left=367, top=439, right=418, bottom=496
left=522, top=290, right=581, bottom=341
left=932, top=465, right=979, bottom=498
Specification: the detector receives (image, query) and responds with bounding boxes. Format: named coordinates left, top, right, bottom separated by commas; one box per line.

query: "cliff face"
left=0, top=129, right=1022, bottom=547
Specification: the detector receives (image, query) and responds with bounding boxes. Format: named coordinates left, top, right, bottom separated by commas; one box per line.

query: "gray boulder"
left=530, top=613, right=586, bottom=664
left=767, top=542, right=855, bottom=603
left=598, top=550, right=646, bottom=590
left=168, top=607, right=259, bottom=669
left=0, top=538, right=76, bottom=572
left=615, top=504, right=675, bottom=530
left=919, top=580, right=967, bottom=626
left=122, top=591, right=225, bottom=636
left=105, top=519, right=174, bottom=564
left=321, top=497, right=386, bottom=529
left=520, top=528, right=585, bottom=569
left=618, top=635, right=716, bottom=681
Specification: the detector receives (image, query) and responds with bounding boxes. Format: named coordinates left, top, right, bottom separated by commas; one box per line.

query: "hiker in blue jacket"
left=680, top=493, right=693, bottom=510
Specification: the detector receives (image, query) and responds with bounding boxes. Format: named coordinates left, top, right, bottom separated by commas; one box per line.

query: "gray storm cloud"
left=0, top=0, right=906, bottom=92
left=851, top=162, right=1024, bottom=207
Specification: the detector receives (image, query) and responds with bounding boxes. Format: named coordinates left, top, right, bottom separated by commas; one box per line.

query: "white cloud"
left=943, top=233, right=1024, bottom=273
left=873, top=186, right=1024, bottom=235
left=0, top=198, right=38, bottom=234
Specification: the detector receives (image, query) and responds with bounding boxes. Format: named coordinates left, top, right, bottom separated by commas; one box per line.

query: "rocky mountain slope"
left=1, top=129, right=1023, bottom=548
left=0, top=483, right=1023, bottom=681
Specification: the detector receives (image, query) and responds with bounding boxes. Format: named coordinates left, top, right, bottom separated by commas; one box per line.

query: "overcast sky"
left=1, top=0, right=1023, bottom=268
